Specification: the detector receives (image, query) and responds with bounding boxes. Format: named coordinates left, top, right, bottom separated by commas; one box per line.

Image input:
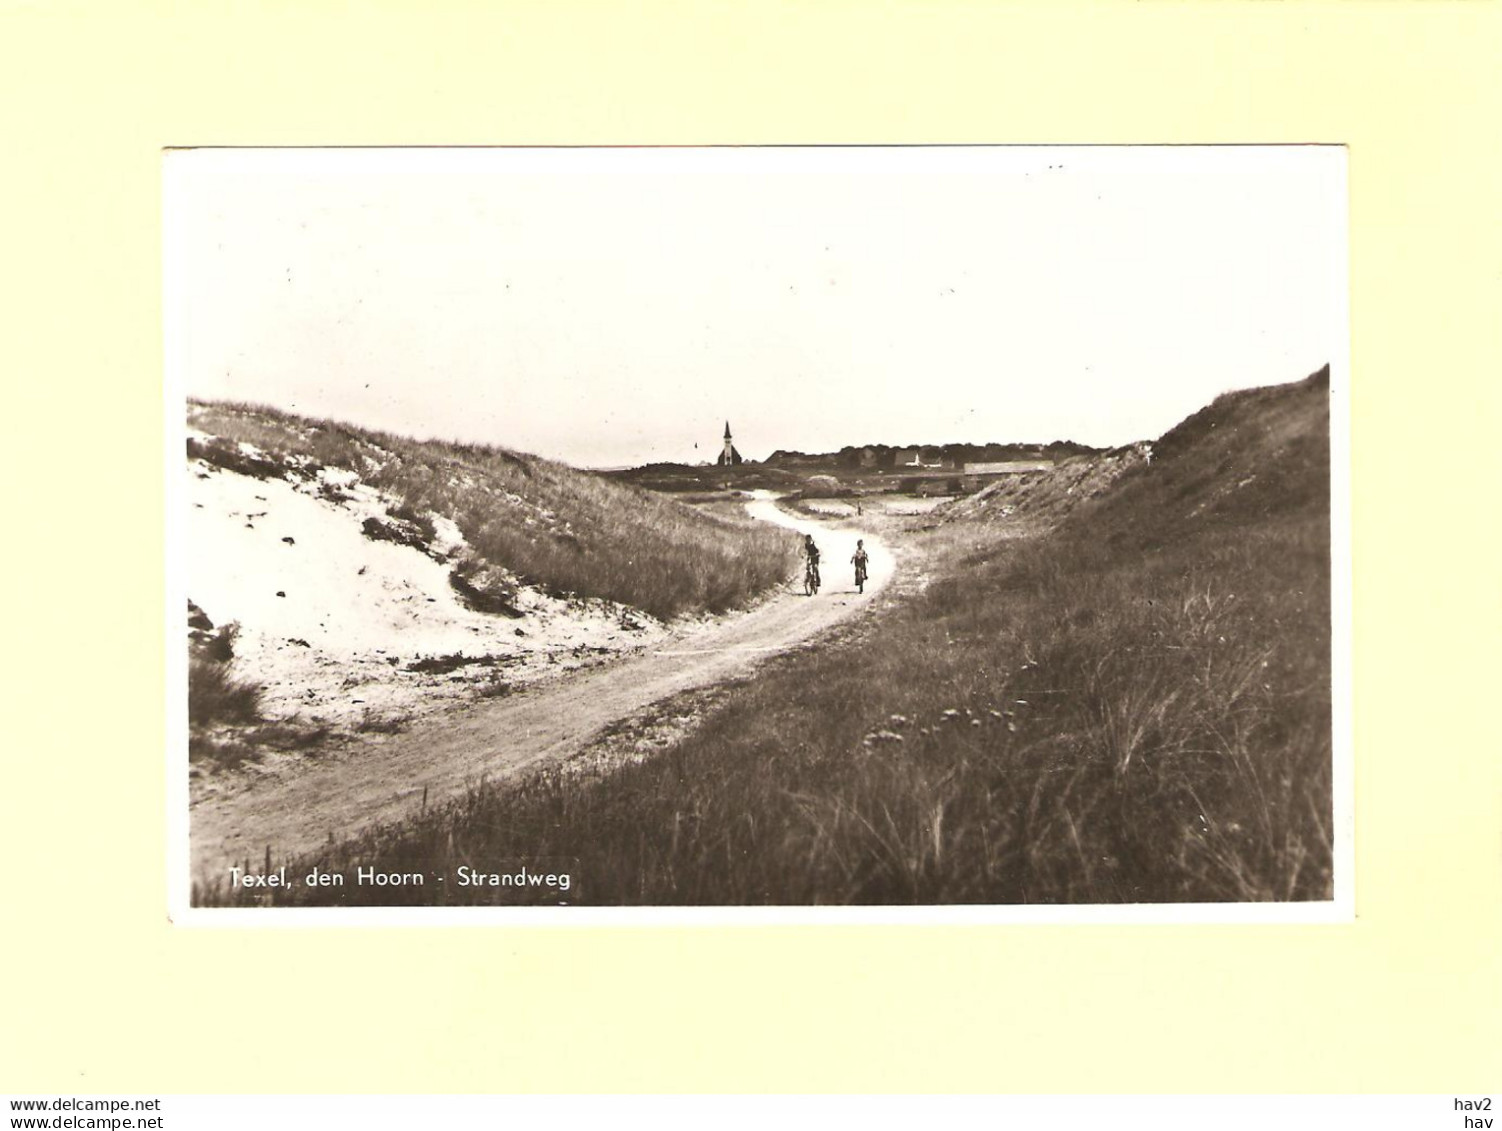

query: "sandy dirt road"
left=190, top=494, right=893, bottom=882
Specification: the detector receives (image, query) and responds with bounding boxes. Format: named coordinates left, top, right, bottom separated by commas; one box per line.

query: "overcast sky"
left=167, top=146, right=1345, bottom=467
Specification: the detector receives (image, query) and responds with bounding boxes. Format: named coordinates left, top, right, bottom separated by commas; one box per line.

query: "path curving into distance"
left=189, top=493, right=895, bottom=884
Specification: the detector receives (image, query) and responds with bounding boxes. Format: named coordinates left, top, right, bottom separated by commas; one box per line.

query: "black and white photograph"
left=167, top=145, right=1348, bottom=914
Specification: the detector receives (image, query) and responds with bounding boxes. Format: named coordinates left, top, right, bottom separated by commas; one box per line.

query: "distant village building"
left=894, top=448, right=921, bottom=467
left=958, top=459, right=1055, bottom=493
left=962, top=460, right=1055, bottom=476
left=717, top=420, right=744, bottom=467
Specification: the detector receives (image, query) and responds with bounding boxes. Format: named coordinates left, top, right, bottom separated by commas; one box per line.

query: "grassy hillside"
left=189, top=400, right=800, bottom=621
left=939, top=445, right=1148, bottom=533
left=213, top=368, right=1333, bottom=907
left=947, top=367, right=1329, bottom=543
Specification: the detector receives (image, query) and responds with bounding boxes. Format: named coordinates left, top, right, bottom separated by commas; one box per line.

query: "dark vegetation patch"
left=353, top=715, right=410, bottom=735
left=188, top=655, right=262, bottom=727
left=447, top=560, right=523, bottom=618
left=476, top=676, right=515, bottom=699
left=360, top=514, right=437, bottom=556
left=187, top=600, right=214, bottom=632
left=766, top=437, right=1100, bottom=470
left=316, top=480, right=354, bottom=503
left=190, top=720, right=332, bottom=770
left=607, top=463, right=804, bottom=494
left=403, top=653, right=518, bottom=675
left=187, top=436, right=286, bottom=481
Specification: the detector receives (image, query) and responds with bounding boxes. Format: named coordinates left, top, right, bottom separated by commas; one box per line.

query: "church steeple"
left=718, top=421, right=741, bottom=467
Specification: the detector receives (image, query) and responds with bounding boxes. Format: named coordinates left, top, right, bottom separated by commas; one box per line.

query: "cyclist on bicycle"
left=851, top=539, right=869, bottom=593
left=803, top=534, right=822, bottom=593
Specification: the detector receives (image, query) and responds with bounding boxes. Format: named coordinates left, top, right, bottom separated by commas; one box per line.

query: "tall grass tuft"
left=188, top=656, right=263, bottom=727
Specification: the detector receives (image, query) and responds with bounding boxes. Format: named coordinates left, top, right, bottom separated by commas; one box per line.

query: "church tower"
left=717, top=421, right=742, bottom=467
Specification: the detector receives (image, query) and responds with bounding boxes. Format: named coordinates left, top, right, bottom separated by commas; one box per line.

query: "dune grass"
left=189, top=400, right=800, bottom=620
left=220, top=508, right=1328, bottom=906
left=187, top=656, right=262, bottom=727
left=187, top=630, right=332, bottom=768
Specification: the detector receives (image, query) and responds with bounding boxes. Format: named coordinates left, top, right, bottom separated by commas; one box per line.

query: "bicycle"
left=852, top=540, right=870, bottom=594
left=804, top=558, right=821, bottom=596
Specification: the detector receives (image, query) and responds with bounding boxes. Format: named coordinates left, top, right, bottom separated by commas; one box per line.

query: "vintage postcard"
left=165, top=145, right=1349, bottom=922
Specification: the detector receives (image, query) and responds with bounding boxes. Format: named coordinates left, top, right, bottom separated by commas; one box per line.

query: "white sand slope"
left=187, top=455, right=666, bottom=731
